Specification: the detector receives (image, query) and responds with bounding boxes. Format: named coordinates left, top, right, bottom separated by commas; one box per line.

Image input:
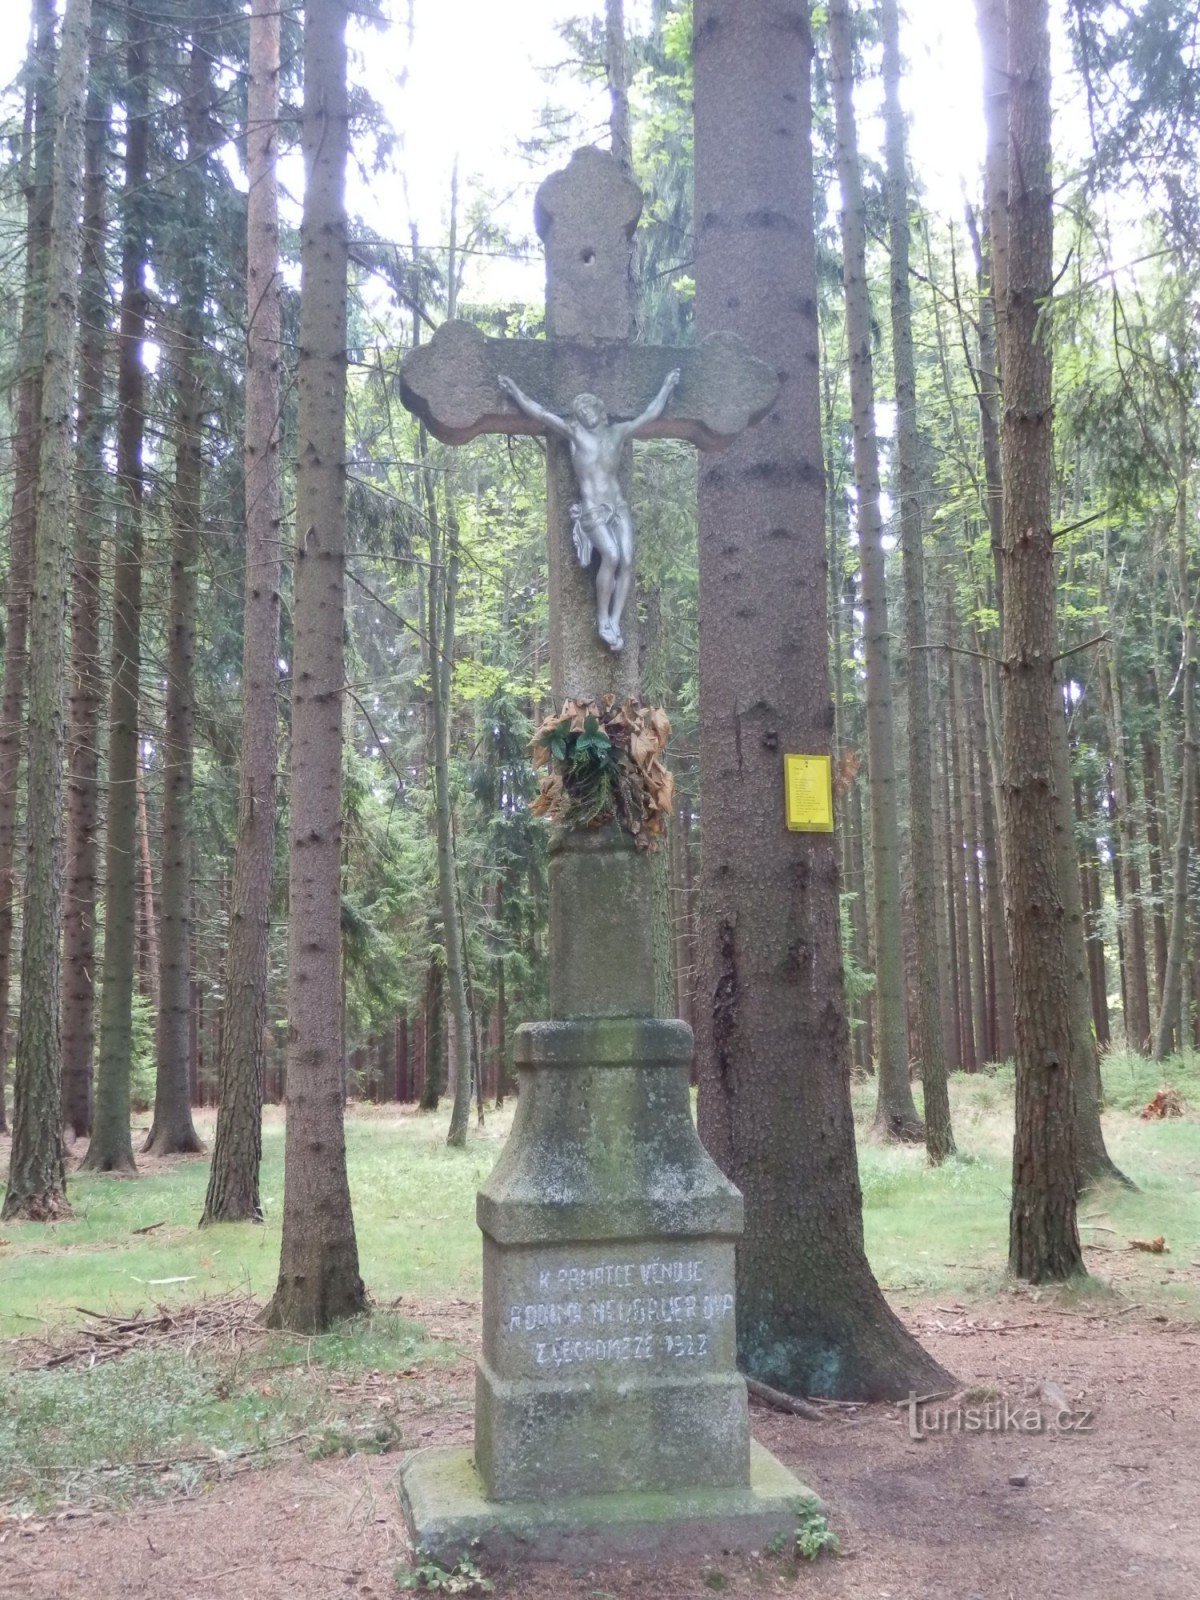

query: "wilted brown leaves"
left=530, top=694, right=675, bottom=850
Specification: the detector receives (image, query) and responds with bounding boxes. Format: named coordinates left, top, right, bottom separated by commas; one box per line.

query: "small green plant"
left=794, top=1503, right=840, bottom=1562
left=396, top=1554, right=493, bottom=1593
left=701, top=1570, right=730, bottom=1592
left=535, top=712, right=620, bottom=826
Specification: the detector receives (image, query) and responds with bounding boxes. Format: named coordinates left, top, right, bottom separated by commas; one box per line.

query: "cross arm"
left=399, top=321, right=779, bottom=452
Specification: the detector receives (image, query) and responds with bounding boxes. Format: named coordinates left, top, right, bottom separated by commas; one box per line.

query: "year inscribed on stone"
left=784, top=753, right=834, bottom=833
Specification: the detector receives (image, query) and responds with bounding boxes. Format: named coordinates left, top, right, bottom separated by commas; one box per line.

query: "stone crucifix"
left=398, top=149, right=809, bottom=1562
left=400, top=146, right=778, bottom=700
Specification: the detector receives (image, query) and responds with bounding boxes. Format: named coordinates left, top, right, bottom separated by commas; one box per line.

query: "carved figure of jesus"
left=497, top=369, right=681, bottom=652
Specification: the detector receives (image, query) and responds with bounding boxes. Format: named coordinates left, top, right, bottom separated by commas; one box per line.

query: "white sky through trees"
left=2, top=1, right=1091, bottom=315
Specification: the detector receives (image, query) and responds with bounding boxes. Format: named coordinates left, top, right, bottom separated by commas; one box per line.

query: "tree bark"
left=829, top=0, right=922, bottom=1143
left=882, top=0, right=953, bottom=1162
left=2, top=0, right=93, bottom=1221
left=82, top=0, right=150, bottom=1175
left=1052, top=691, right=1130, bottom=1188
left=61, top=66, right=108, bottom=1142
left=264, top=0, right=365, bottom=1330
left=1153, top=438, right=1196, bottom=1062
left=0, top=0, right=55, bottom=1133
left=1141, top=723, right=1169, bottom=1010
left=693, top=0, right=950, bottom=1399
left=146, top=36, right=211, bottom=1157
left=202, top=0, right=283, bottom=1223
left=604, top=0, right=633, bottom=175
left=996, top=0, right=1083, bottom=1280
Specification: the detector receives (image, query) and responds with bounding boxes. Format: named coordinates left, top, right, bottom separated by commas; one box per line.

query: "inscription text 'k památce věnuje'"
left=506, top=1256, right=736, bottom=1369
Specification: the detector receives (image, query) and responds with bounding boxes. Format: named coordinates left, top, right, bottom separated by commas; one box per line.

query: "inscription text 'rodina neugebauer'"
left=505, top=1257, right=736, bottom=1368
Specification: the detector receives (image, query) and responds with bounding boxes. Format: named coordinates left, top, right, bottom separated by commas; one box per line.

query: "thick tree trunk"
left=2, top=0, right=93, bottom=1221
left=146, top=38, right=210, bottom=1158
left=829, top=0, right=922, bottom=1143
left=693, top=0, right=950, bottom=1399
left=202, top=0, right=284, bottom=1224
left=83, top=0, right=150, bottom=1175
left=264, top=0, right=365, bottom=1330
left=61, top=70, right=108, bottom=1143
left=996, top=0, right=1083, bottom=1281
left=882, top=0, right=953, bottom=1162
left=0, top=0, right=55, bottom=1133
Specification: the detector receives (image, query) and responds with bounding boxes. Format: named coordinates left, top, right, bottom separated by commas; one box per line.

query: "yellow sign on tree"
left=784, top=754, right=834, bottom=833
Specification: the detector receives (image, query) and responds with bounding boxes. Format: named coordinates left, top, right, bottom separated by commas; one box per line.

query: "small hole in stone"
left=581, top=247, right=595, bottom=264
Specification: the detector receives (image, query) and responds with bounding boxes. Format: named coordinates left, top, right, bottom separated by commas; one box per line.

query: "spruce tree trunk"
left=145, top=38, right=210, bottom=1158
left=202, top=0, right=283, bottom=1224
left=83, top=0, right=150, bottom=1175
left=1052, top=690, right=1131, bottom=1187
left=429, top=480, right=475, bottom=1149
left=2, top=0, right=93, bottom=1221
left=135, top=765, right=160, bottom=1006
left=1153, top=449, right=1196, bottom=1062
left=604, top=0, right=632, bottom=174
left=264, top=0, right=365, bottom=1331
left=1101, top=645, right=1152, bottom=1049
left=420, top=952, right=445, bottom=1110
left=693, top=0, right=950, bottom=1399
left=0, top=0, right=55, bottom=1132
left=881, top=0, right=953, bottom=1162
left=946, top=618, right=977, bottom=1072
left=1142, top=726, right=1169, bottom=1009
left=829, top=0, right=922, bottom=1143
left=998, top=0, right=1083, bottom=1281
left=61, top=69, right=108, bottom=1142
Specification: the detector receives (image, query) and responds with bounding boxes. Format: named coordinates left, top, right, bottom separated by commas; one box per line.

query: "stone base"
left=399, top=1441, right=819, bottom=1566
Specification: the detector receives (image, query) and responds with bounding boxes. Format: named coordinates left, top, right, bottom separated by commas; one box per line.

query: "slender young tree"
left=881, top=0, right=954, bottom=1162
left=61, top=66, right=109, bottom=1141
left=1153, top=406, right=1196, bottom=1060
left=145, top=34, right=211, bottom=1157
left=264, top=0, right=365, bottom=1330
left=998, top=0, right=1084, bottom=1281
left=693, top=0, right=950, bottom=1399
left=605, top=0, right=633, bottom=174
left=83, top=0, right=150, bottom=1174
left=828, top=0, right=922, bottom=1142
left=3, top=0, right=93, bottom=1221
left=202, top=0, right=284, bottom=1224
left=0, top=0, right=55, bottom=1132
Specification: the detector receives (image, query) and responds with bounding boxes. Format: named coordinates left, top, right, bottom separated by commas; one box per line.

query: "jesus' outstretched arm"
left=619, top=368, right=681, bottom=440
left=498, top=375, right=572, bottom=438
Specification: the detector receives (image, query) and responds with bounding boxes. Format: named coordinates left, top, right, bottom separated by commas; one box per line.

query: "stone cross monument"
left=398, top=148, right=814, bottom=1562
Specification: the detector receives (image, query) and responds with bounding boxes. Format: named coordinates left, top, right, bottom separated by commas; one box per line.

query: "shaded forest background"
left=0, top=0, right=1196, bottom=1172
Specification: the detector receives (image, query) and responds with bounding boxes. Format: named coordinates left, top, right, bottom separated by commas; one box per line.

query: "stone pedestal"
left=400, top=832, right=816, bottom=1562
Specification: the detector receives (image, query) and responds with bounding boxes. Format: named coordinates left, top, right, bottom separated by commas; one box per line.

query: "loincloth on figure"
left=569, top=500, right=625, bottom=568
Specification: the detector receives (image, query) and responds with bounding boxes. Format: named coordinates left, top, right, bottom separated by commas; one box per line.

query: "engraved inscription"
left=506, top=1256, right=735, bottom=1368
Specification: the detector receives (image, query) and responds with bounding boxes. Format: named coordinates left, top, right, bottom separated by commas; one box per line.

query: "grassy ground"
left=2, top=1053, right=1198, bottom=1516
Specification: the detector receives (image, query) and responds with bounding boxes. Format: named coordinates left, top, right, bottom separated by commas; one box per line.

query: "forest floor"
left=2, top=1054, right=1199, bottom=1600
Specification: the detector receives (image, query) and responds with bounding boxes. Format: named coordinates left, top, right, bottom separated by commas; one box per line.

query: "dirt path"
left=5, top=1298, right=1197, bottom=1600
